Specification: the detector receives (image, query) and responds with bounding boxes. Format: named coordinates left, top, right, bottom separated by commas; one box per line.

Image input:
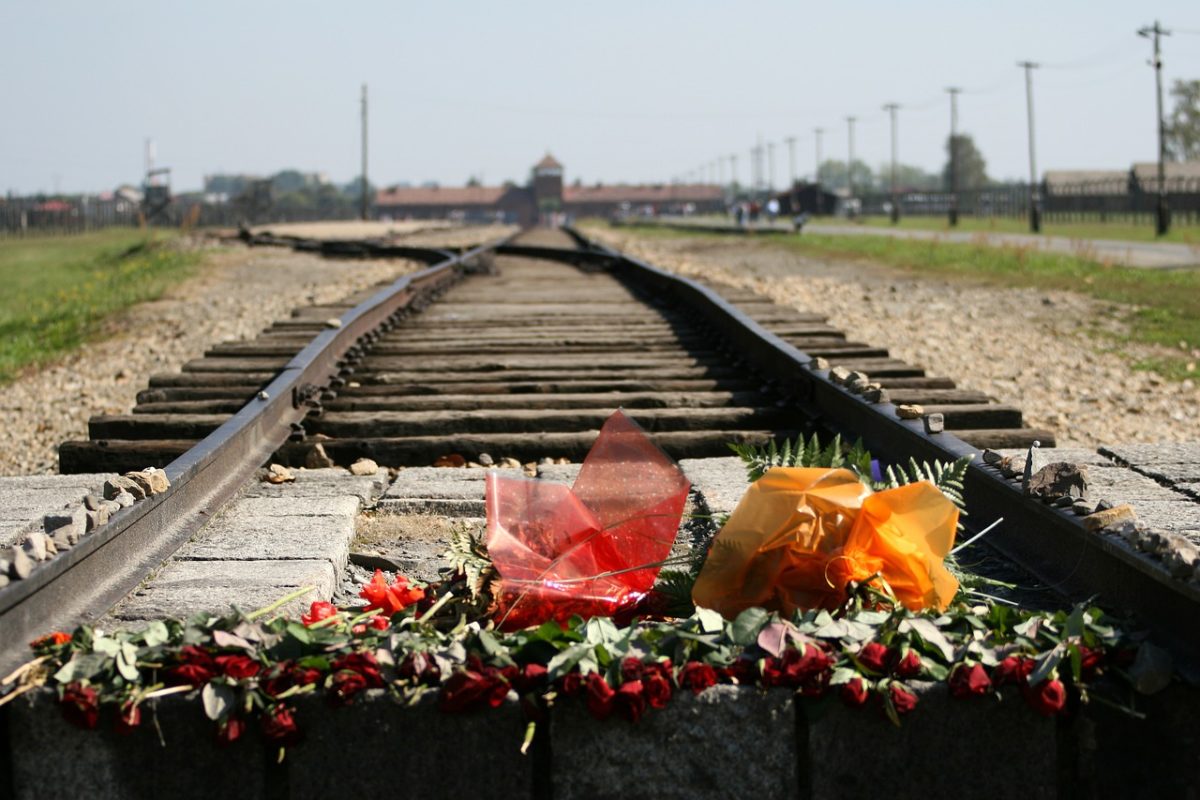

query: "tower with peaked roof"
left=532, top=153, right=564, bottom=212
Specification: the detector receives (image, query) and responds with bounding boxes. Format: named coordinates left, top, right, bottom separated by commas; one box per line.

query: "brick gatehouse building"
left=374, top=154, right=723, bottom=226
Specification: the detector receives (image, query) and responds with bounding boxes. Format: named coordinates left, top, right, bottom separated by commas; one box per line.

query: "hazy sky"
left=4, top=1, right=1200, bottom=194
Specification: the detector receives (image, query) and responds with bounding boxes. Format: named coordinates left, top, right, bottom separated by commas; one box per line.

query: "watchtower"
left=532, top=153, right=564, bottom=213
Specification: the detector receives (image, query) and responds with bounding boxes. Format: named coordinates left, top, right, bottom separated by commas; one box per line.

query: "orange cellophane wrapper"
left=691, top=467, right=958, bottom=619
left=485, top=410, right=691, bottom=630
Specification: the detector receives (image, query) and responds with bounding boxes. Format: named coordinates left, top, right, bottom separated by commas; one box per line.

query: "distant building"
left=375, top=153, right=724, bottom=225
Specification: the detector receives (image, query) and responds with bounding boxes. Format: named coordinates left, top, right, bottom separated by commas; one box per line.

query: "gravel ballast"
left=584, top=226, right=1199, bottom=448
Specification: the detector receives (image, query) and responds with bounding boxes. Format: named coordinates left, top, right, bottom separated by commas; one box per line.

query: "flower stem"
left=247, top=586, right=318, bottom=621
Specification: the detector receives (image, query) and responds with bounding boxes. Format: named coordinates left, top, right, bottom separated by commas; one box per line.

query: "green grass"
left=818, top=215, right=1200, bottom=245
left=0, top=230, right=201, bottom=383
left=599, top=222, right=1200, bottom=381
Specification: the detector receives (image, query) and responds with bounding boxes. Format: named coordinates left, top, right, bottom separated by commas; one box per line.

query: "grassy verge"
left=599, top=223, right=1200, bottom=381
left=0, top=230, right=201, bottom=383
left=819, top=215, right=1199, bottom=245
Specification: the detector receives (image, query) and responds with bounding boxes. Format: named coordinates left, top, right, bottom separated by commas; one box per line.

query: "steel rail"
left=562, top=226, right=1200, bottom=672
left=0, top=232, right=517, bottom=674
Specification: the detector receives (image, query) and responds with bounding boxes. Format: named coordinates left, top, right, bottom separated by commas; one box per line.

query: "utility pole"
left=883, top=103, right=900, bottom=224
left=946, top=87, right=961, bottom=227
left=767, top=141, right=776, bottom=193
left=360, top=84, right=369, bottom=221
left=784, top=136, right=797, bottom=187
left=718, top=157, right=725, bottom=189
left=757, top=133, right=765, bottom=195
left=1139, top=21, right=1172, bottom=236
left=846, top=116, right=857, bottom=216
left=1017, top=62, right=1041, bottom=233
left=730, top=154, right=738, bottom=191
left=814, top=127, right=824, bottom=215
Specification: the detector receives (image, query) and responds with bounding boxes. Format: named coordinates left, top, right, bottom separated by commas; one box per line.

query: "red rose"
left=894, top=650, right=922, bottom=679
left=215, top=654, right=261, bottom=680
left=358, top=569, right=425, bottom=615
left=513, top=663, right=548, bottom=694
left=678, top=662, right=718, bottom=695
left=949, top=663, right=992, bottom=699
left=331, top=652, right=383, bottom=688
left=585, top=673, right=615, bottom=720
left=620, top=657, right=644, bottom=682
left=261, top=662, right=294, bottom=697
left=840, top=677, right=870, bottom=708
left=615, top=680, right=647, bottom=722
left=215, top=715, right=246, bottom=747
left=889, top=683, right=919, bottom=715
left=857, top=642, right=892, bottom=674
left=1078, top=646, right=1104, bottom=680
left=368, top=616, right=390, bottom=631
left=60, top=683, right=99, bottom=730
left=301, top=601, right=338, bottom=627
left=1023, top=679, right=1067, bottom=716
left=329, top=670, right=369, bottom=706
left=992, top=656, right=1035, bottom=687
left=760, top=657, right=784, bottom=688
left=166, top=645, right=215, bottom=686
left=260, top=705, right=303, bottom=745
left=642, top=670, right=672, bottom=709
left=781, top=645, right=832, bottom=695
left=114, top=701, right=141, bottom=735
left=438, top=669, right=496, bottom=713
left=718, top=660, right=755, bottom=686
left=292, top=665, right=323, bottom=686
left=559, top=671, right=583, bottom=696
left=30, top=631, right=72, bottom=650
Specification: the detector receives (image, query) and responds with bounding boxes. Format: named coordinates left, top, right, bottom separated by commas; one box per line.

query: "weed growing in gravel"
left=0, top=230, right=199, bottom=383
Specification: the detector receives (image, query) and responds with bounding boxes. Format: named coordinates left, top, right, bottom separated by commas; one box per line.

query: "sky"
left=3, top=1, right=1200, bottom=195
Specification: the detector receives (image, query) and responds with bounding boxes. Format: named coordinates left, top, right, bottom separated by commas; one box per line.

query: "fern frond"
left=443, top=525, right=497, bottom=601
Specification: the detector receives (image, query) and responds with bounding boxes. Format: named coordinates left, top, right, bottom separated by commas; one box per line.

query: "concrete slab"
left=109, top=559, right=336, bottom=621
left=994, top=447, right=1115, bottom=470
left=240, top=467, right=386, bottom=503
left=1101, top=443, right=1200, bottom=464
left=9, top=690, right=266, bottom=800
left=287, top=692, right=533, bottom=799
left=679, top=456, right=750, bottom=516
left=1086, top=466, right=1189, bottom=503
left=806, top=684, right=1056, bottom=800
left=551, top=685, right=796, bottom=800
left=0, top=473, right=114, bottom=547
left=177, top=512, right=356, bottom=571
left=1122, top=500, right=1200, bottom=533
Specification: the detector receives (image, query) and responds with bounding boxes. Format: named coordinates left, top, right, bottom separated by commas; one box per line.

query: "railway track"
left=2, top=226, right=1197, bottom=677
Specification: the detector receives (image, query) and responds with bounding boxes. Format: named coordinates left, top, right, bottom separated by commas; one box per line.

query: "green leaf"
left=1029, top=644, right=1065, bottom=686
left=141, top=620, right=170, bottom=648
left=92, top=636, right=120, bottom=658
left=829, top=667, right=859, bottom=686
left=730, top=607, right=770, bottom=645
left=115, top=642, right=140, bottom=681
left=285, top=621, right=312, bottom=645
left=201, top=683, right=235, bottom=721
left=899, top=618, right=955, bottom=662
left=695, top=607, right=724, bottom=634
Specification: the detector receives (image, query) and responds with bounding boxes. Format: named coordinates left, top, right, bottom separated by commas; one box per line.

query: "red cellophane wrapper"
left=485, top=410, right=691, bottom=630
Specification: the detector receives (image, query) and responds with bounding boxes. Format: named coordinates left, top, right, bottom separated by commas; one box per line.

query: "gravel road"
left=584, top=225, right=1199, bottom=448
left=0, top=240, right=420, bottom=475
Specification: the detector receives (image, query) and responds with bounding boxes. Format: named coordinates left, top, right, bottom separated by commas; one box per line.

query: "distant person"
left=766, top=198, right=780, bottom=223
left=792, top=212, right=810, bottom=233
left=734, top=203, right=746, bottom=227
